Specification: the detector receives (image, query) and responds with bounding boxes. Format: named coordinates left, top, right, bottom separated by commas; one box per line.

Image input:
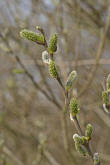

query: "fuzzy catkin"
left=48, top=60, right=58, bottom=78
left=69, top=98, right=80, bottom=117
left=102, top=91, right=108, bottom=105
left=65, top=70, right=77, bottom=91
left=48, top=34, right=57, bottom=54
left=20, top=29, right=44, bottom=44
left=106, top=74, right=110, bottom=91
left=85, top=124, right=93, bottom=139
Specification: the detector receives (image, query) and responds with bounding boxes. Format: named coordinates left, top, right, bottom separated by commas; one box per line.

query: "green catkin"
left=73, top=134, right=84, bottom=144
left=106, top=74, right=110, bottom=91
left=48, top=34, right=57, bottom=54
left=102, top=91, right=109, bottom=105
left=73, top=134, right=89, bottom=156
left=69, top=98, right=80, bottom=117
left=65, top=70, right=77, bottom=91
left=20, top=29, right=44, bottom=44
left=48, top=60, right=58, bottom=78
left=85, top=124, right=93, bottom=139
left=73, top=134, right=88, bottom=145
left=75, top=142, right=89, bottom=156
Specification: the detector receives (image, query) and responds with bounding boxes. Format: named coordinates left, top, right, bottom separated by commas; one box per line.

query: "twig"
left=73, top=116, right=83, bottom=136
left=18, top=24, right=102, bottom=165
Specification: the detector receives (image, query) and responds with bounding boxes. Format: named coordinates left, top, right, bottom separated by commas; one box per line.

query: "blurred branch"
left=10, top=58, right=110, bottom=68
left=44, top=151, right=61, bottom=165
left=74, top=0, right=81, bottom=70
left=0, top=34, right=61, bottom=110
left=69, top=58, right=110, bottom=66
left=78, top=7, right=110, bottom=97
left=65, top=1, right=102, bottom=29
left=3, top=146, right=24, bottom=165
left=93, top=108, right=110, bottom=129
left=3, top=121, right=61, bottom=165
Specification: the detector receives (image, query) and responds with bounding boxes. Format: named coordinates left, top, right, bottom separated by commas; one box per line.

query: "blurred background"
left=0, top=0, right=110, bottom=165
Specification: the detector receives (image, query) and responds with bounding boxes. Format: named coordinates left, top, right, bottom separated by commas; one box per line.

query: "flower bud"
left=93, top=153, right=100, bottom=165
left=69, top=98, right=80, bottom=117
left=48, top=60, right=58, bottom=78
left=48, top=34, right=57, bottom=54
left=106, top=74, right=110, bottom=91
left=42, top=51, right=50, bottom=64
left=20, top=29, right=44, bottom=44
left=65, top=70, right=77, bottom=91
left=85, top=124, right=93, bottom=139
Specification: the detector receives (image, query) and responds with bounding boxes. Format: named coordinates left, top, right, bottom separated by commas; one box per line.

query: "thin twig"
left=73, top=116, right=83, bottom=136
